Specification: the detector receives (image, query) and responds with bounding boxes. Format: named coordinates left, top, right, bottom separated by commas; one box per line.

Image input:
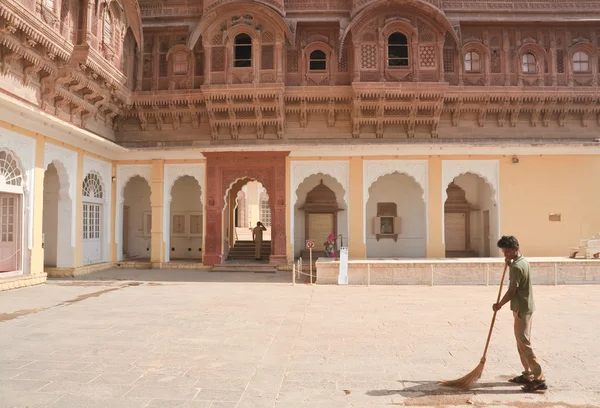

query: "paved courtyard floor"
left=1, top=268, right=599, bottom=408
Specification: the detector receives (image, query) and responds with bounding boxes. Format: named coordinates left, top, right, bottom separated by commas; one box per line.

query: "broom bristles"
left=438, top=360, right=485, bottom=389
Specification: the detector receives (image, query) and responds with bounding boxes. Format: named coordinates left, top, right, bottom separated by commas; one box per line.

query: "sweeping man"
left=493, top=235, right=548, bottom=393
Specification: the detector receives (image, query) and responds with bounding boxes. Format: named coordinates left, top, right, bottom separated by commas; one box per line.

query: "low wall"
left=0, top=273, right=47, bottom=291
left=315, top=258, right=600, bottom=285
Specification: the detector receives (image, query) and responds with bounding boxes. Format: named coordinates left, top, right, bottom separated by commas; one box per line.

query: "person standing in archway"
left=252, top=221, right=267, bottom=260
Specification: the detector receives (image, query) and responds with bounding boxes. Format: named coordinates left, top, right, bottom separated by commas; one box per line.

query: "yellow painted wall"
left=499, top=155, right=600, bottom=256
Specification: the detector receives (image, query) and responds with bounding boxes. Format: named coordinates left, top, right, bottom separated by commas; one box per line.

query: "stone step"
left=211, top=264, right=277, bottom=273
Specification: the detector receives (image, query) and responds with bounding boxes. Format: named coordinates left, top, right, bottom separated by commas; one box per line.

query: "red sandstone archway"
left=203, top=152, right=289, bottom=265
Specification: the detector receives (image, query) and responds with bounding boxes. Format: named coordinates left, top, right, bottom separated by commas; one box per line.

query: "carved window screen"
left=262, top=45, right=274, bottom=70
left=103, top=10, right=112, bottom=46
left=388, top=33, right=409, bottom=67
left=159, top=54, right=168, bottom=77
left=212, top=47, right=225, bottom=72
left=234, top=34, right=252, bottom=68
left=287, top=49, right=298, bottom=72
left=43, top=0, right=54, bottom=10
left=443, top=48, right=455, bottom=73
left=491, top=49, right=501, bottom=73
left=0, top=150, right=23, bottom=186
left=573, top=52, right=590, bottom=72
left=82, top=173, right=104, bottom=199
left=338, top=46, right=349, bottom=72
left=309, top=50, right=327, bottom=71
left=557, top=50, right=565, bottom=73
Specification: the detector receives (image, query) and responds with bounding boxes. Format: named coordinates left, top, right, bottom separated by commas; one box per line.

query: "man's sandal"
left=521, top=381, right=548, bottom=393
left=508, top=375, right=532, bottom=384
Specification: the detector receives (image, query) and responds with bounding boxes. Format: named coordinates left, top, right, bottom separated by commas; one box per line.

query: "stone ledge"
left=0, top=273, right=47, bottom=291
left=45, top=263, right=114, bottom=278
left=316, top=258, right=600, bottom=285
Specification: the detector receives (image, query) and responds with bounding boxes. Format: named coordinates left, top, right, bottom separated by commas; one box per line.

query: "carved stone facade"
left=1, top=0, right=599, bottom=144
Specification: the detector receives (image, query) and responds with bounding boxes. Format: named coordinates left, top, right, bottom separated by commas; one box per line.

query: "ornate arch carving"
left=340, top=0, right=460, bottom=60
left=0, top=148, right=26, bottom=194
left=568, top=42, right=598, bottom=76
left=290, top=161, right=349, bottom=248
left=163, top=163, right=206, bottom=263
left=381, top=20, right=418, bottom=42
left=363, top=160, right=429, bottom=244
left=441, top=160, right=500, bottom=245
left=116, top=164, right=152, bottom=203
left=44, top=143, right=76, bottom=202
left=187, top=3, right=293, bottom=51
left=204, top=152, right=288, bottom=265
left=115, top=164, right=151, bottom=260
left=302, top=41, right=336, bottom=85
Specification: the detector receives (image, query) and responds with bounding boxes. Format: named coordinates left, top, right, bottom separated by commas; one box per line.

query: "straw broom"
left=439, top=263, right=509, bottom=389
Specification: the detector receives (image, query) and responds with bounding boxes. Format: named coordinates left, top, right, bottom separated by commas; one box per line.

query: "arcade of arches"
left=4, top=129, right=600, bottom=289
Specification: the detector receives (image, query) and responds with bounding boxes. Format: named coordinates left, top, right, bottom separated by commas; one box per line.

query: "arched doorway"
left=293, top=174, right=346, bottom=259
left=444, top=173, right=498, bottom=257
left=0, top=149, right=24, bottom=273
left=81, top=172, right=106, bottom=265
left=121, top=175, right=152, bottom=260
left=168, top=175, right=203, bottom=261
left=43, top=163, right=74, bottom=268
left=225, top=180, right=271, bottom=261
left=365, top=172, right=426, bottom=258
left=204, top=152, right=288, bottom=265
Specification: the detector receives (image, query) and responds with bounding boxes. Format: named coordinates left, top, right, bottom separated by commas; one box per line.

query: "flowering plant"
left=324, top=233, right=336, bottom=258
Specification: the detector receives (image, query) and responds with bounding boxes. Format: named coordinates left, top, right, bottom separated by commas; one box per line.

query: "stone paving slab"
left=0, top=269, right=599, bottom=408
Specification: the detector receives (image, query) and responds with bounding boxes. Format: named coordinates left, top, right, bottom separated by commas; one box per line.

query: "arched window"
left=82, top=173, right=103, bottom=241
left=522, top=53, right=536, bottom=74
left=388, top=33, right=409, bottom=67
left=464, top=51, right=481, bottom=73
left=573, top=51, right=590, bottom=72
left=309, top=50, right=327, bottom=71
left=103, top=10, right=112, bottom=46
left=233, top=33, right=252, bottom=68
left=0, top=150, right=23, bottom=187
left=82, top=173, right=104, bottom=199
left=173, top=51, right=188, bottom=75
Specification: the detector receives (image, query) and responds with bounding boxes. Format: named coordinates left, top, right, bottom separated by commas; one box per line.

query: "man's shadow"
left=367, top=379, right=527, bottom=399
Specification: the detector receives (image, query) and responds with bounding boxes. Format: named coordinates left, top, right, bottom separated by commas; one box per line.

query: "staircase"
left=226, top=240, right=271, bottom=261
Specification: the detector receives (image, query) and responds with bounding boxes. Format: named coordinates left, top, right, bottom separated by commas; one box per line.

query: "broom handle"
left=481, top=263, right=509, bottom=361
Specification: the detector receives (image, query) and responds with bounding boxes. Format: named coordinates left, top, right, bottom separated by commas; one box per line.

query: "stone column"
left=203, top=162, right=222, bottom=266
left=348, top=157, right=366, bottom=258
left=150, top=160, right=165, bottom=264
left=30, top=138, right=45, bottom=275
left=426, top=156, right=445, bottom=257
left=437, top=39, right=445, bottom=82
left=110, top=163, right=117, bottom=261
left=74, top=151, right=84, bottom=267
left=203, top=41, right=211, bottom=85
left=269, top=158, right=287, bottom=264
left=285, top=156, right=292, bottom=262
left=275, top=39, right=283, bottom=83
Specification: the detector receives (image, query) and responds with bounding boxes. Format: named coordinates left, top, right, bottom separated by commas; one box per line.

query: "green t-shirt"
left=509, top=255, right=535, bottom=315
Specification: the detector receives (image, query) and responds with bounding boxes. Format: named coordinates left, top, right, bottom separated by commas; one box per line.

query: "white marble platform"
left=315, top=257, right=600, bottom=285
